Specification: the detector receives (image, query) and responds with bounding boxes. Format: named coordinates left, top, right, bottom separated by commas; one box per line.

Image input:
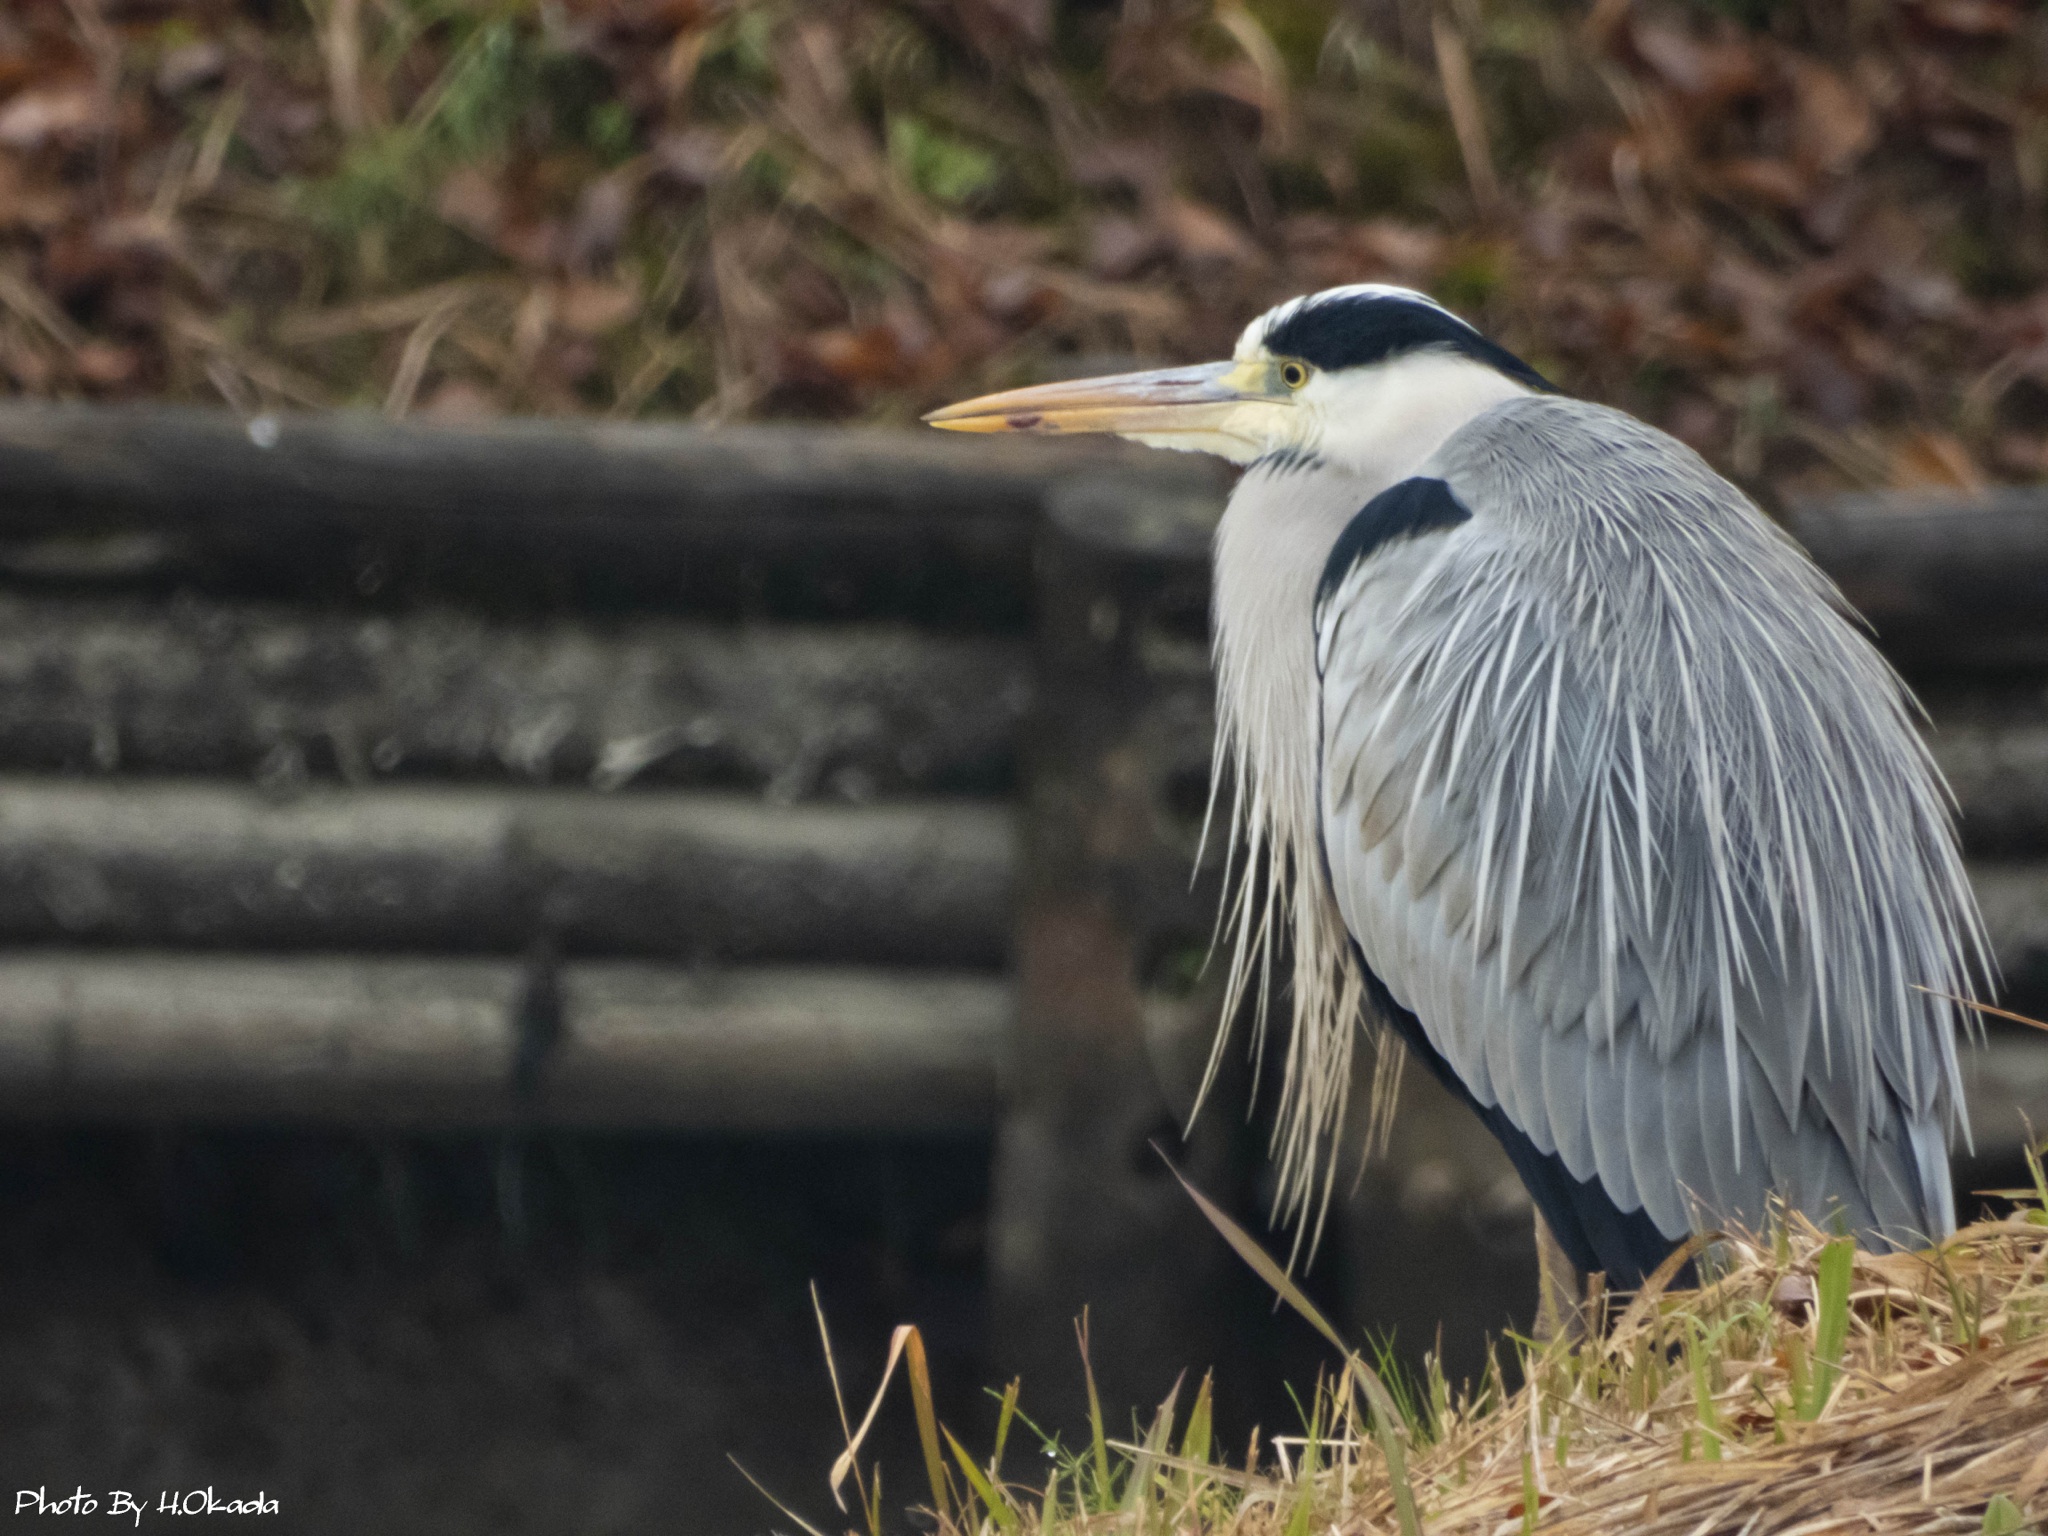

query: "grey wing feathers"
left=1316, top=396, right=1985, bottom=1249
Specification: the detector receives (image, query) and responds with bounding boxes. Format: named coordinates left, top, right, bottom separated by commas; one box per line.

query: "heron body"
left=930, top=286, right=1989, bottom=1289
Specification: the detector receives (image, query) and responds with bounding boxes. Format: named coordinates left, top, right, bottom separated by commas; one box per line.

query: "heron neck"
left=1211, top=459, right=1375, bottom=886
left=1206, top=370, right=1524, bottom=1068
left=1211, top=370, right=1521, bottom=821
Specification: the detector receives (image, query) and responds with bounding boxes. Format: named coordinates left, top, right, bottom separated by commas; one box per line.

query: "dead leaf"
left=1769, top=1277, right=1818, bottom=1310
left=1666, top=396, right=1724, bottom=449
left=1352, top=221, right=1444, bottom=280
left=0, top=84, right=101, bottom=151
left=1085, top=214, right=1169, bottom=280
left=71, top=341, right=139, bottom=386
left=1160, top=197, right=1262, bottom=269
left=1717, top=157, right=1810, bottom=207
left=1790, top=58, right=1878, bottom=177
left=1889, top=430, right=1986, bottom=490
left=799, top=322, right=910, bottom=388
left=567, top=171, right=638, bottom=272
left=1631, top=21, right=1760, bottom=105
left=0, top=157, right=66, bottom=231
left=651, top=126, right=726, bottom=188
left=436, top=165, right=506, bottom=243
left=554, top=279, right=639, bottom=336
left=1066, top=137, right=1171, bottom=200
left=979, top=267, right=1054, bottom=323
left=1914, top=0, right=2022, bottom=36
left=156, top=41, right=227, bottom=97
left=419, top=377, right=499, bottom=421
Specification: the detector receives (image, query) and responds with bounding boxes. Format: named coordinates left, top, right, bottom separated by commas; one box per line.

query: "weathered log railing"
left=0, top=403, right=1112, bottom=1145
left=0, top=597, right=1030, bottom=794
left=0, top=954, right=1005, bottom=1130
left=0, top=403, right=1068, bottom=619
left=0, top=401, right=2046, bottom=1407
left=0, top=780, right=1012, bottom=962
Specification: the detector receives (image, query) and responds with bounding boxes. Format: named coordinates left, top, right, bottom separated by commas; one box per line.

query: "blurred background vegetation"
left=2, top=0, right=2046, bottom=500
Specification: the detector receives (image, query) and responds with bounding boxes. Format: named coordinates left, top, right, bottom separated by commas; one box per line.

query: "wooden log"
left=0, top=953, right=1006, bottom=1130
left=0, top=779, right=1013, bottom=966
left=0, top=401, right=2033, bottom=652
left=1925, top=688, right=2048, bottom=857
left=0, top=594, right=1030, bottom=796
left=0, top=591, right=2038, bottom=848
left=1785, top=488, right=2048, bottom=673
left=0, top=403, right=1209, bottom=623
left=1967, top=860, right=2048, bottom=1009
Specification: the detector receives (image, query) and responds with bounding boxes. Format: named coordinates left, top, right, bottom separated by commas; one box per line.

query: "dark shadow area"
left=0, top=1124, right=1358, bottom=1535
left=0, top=1128, right=991, bottom=1536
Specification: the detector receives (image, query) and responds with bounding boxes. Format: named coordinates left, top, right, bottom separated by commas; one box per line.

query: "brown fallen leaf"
left=1630, top=19, right=1760, bottom=106
left=156, top=41, right=227, bottom=98
left=1771, top=1272, right=1818, bottom=1314
left=567, top=171, right=638, bottom=272
left=1085, top=214, right=1170, bottom=280
left=650, top=125, right=726, bottom=189
left=1889, top=430, right=1986, bottom=490
left=436, top=164, right=507, bottom=245
left=71, top=341, right=139, bottom=386
left=1914, top=0, right=2023, bottom=36
left=793, top=324, right=900, bottom=387
left=0, top=83, right=101, bottom=151
left=1716, top=157, right=1809, bottom=208
left=1790, top=57, right=1878, bottom=178
left=419, top=377, right=500, bottom=421
left=1160, top=196, right=1263, bottom=269
left=554, top=279, right=639, bottom=336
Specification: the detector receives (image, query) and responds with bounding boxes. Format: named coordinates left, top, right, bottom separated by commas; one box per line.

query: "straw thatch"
left=819, top=1199, right=2048, bottom=1536
left=1339, top=1217, right=2048, bottom=1536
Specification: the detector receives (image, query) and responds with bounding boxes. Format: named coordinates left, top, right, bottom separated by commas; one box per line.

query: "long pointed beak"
left=923, top=360, right=1288, bottom=458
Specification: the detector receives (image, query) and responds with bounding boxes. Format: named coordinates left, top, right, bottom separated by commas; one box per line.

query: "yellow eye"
left=1279, top=360, right=1310, bottom=390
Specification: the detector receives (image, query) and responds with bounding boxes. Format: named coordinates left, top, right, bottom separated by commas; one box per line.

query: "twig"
left=1433, top=13, right=1500, bottom=216
left=384, top=294, right=469, bottom=418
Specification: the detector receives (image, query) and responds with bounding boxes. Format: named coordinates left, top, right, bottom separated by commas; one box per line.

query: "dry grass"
left=811, top=1160, right=2048, bottom=1536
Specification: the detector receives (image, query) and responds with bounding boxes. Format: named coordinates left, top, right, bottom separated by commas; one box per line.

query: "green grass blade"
left=990, top=1377, right=1021, bottom=1482
left=1076, top=1312, right=1115, bottom=1510
left=1688, top=1329, right=1723, bottom=1460
left=1181, top=1371, right=1214, bottom=1466
left=944, top=1424, right=1021, bottom=1534
left=1983, top=1492, right=2025, bottom=1534
left=1282, top=1394, right=1322, bottom=1536
left=1122, top=1382, right=1180, bottom=1520
left=1801, top=1238, right=1854, bottom=1420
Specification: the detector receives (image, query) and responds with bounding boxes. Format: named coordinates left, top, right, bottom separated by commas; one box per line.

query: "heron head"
left=925, top=284, right=1551, bottom=471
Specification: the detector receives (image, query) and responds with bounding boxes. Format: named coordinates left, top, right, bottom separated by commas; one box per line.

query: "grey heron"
left=928, top=284, right=1991, bottom=1293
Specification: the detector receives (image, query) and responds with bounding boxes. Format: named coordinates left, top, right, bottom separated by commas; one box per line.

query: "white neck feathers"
left=1204, top=354, right=1527, bottom=1243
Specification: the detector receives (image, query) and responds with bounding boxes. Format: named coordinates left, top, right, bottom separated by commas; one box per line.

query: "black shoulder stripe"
left=1315, top=476, right=1472, bottom=610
